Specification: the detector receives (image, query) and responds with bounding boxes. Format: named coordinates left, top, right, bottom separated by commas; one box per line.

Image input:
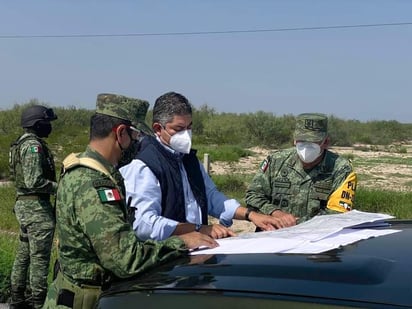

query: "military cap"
left=96, top=93, right=138, bottom=122
left=294, top=113, right=328, bottom=142
left=122, top=98, right=154, bottom=136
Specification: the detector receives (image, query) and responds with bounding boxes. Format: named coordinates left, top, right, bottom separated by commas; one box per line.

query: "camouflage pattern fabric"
left=9, top=133, right=57, bottom=309
left=12, top=200, right=55, bottom=308
left=294, top=113, right=328, bottom=143
left=9, top=133, right=57, bottom=195
left=245, top=147, right=356, bottom=223
left=43, top=146, right=186, bottom=309
left=96, top=93, right=142, bottom=122
left=122, top=98, right=154, bottom=136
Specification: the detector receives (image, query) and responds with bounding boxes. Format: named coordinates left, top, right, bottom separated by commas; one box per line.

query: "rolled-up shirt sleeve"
left=120, top=160, right=179, bottom=241
left=199, top=162, right=240, bottom=227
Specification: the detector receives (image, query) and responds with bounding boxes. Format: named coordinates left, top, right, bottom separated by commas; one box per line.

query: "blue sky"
left=1, top=0, right=411, bottom=122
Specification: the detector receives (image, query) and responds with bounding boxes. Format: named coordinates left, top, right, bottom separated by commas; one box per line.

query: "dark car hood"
left=99, top=220, right=412, bottom=308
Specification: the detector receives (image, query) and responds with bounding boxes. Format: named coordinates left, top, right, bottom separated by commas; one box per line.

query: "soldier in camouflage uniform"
left=245, top=113, right=357, bottom=226
left=9, top=105, right=58, bottom=309
left=43, top=93, right=217, bottom=309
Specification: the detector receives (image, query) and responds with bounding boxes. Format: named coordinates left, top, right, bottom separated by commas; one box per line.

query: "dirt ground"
left=208, top=145, right=412, bottom=233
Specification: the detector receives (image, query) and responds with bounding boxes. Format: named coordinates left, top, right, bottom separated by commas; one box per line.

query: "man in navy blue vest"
left=120, top=91, right=285, bottom=241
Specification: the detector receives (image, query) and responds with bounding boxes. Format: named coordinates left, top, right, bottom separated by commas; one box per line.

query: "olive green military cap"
left=96, top=93, right=137, bottom=122
left=294, top=113, right=328, bottom=142
left=122, top=98, right=154, bottom=136
left=96, top=93, right=154, bottom=136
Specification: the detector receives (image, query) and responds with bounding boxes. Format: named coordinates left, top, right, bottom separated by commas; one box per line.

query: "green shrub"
left=355, top=189, right=412, bottom=219
left=195, top=145, right=253, bottom=162
left=211, top=173, right=253, bottom=202
left=353, top=145, right=371, bottom=152
left=0, top=234, right=18, bottom=302
left=398, top=146, right=408, bottom=154
left=341, top=153, right=355, bottom=161
left=0, top=185, right=17, bottom=301
left=0, top=185, right=18, bottom=231
left=2, top=102, right=412, bottom=177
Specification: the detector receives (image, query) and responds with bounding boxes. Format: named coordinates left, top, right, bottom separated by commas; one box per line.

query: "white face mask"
left=296, top=142, right=322, bottom=163
left=168, top=129, right=192, bottom=154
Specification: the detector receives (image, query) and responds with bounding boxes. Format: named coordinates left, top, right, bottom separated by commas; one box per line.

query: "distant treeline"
left=1, top=100, right=411, bottom=179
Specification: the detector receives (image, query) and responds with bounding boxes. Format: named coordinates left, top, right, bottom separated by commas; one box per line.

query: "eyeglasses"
left=112, top=124, right=141, bottom=140
left=128, top=126, right=142, bottom=140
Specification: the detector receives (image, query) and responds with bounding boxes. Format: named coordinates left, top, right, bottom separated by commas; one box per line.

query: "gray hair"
left=152, top=91, right=192, bottom=126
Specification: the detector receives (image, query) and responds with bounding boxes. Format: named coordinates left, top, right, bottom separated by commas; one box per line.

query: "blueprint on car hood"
left=190, top=210, right=400, bottom=255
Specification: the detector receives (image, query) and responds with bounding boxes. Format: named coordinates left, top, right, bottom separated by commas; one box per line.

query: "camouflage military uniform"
left=245, top=147, right=355, bottom=223
left=10, top=132, right=57, bottom=308
left=43, top=94, right=187, bottom=309
left=246, top=113, right=356, bottom=224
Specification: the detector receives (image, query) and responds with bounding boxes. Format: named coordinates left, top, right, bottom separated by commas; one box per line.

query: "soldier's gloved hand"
left=199, top=224, right=237, bottom=239
left=270, top=210, right=297, bottom=227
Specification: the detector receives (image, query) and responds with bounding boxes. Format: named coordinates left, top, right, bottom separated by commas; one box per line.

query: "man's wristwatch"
left=245, top=208, right=254, bottom=222
left=195, top=223, right=202, bottom=232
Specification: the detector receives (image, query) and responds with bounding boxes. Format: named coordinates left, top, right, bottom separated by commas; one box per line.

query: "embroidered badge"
left=30, top=146, right=42, bottom=153
left=260, top=159, right=269, bottom=173
left=98, top=188, right=121, bottom=202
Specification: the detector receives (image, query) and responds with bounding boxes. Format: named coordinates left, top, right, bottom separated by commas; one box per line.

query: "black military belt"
left=17, top=194, right=50, bottom=201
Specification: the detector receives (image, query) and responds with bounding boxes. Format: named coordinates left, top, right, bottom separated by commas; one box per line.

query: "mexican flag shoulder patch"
left=31, top=145, right=42, bottom=153
left=260, top=159, right=269, bottom=173
left=98, top=188, right=121, bottom=203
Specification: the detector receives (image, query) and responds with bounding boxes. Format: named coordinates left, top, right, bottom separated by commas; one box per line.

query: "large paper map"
left=190, top=210, right=400, bottom=255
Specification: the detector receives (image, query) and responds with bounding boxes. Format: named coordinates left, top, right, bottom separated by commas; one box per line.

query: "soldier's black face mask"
left=117, top=132, right=145, bottom=169
left=118, top=139, right=140, bottom=169
left=34, top=121, right=52, bottom=138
